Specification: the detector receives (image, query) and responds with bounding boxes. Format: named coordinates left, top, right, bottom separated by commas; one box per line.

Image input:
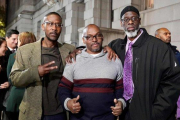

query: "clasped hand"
left=0, top=82, right=10, bottom=89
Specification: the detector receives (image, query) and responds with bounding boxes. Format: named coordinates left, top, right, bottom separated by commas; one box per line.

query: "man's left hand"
left=111, top=98, right=123, bottom=116
left=103, top=46, right=118, bottom=61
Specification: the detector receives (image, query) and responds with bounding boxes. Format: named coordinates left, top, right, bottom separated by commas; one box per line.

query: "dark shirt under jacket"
left=41, top=46, right=64, bottom=115
left=108, top=28, right=180, bottom=120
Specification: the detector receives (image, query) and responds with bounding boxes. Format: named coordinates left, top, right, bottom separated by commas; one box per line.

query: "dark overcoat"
left=109, top=28, right=180, bottom=120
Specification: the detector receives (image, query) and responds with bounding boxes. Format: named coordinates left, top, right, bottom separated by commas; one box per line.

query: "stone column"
left=78, top=0, right=124, bottom=46
left=84, top=0, right=111, bottom=28
left=64, top=2, right=85, bottom=46
left=57, top=9, right=66, bottom=44
left=16, top=15, right=33, bottom=32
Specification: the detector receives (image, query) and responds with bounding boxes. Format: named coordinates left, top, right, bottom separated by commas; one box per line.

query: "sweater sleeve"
left=115, top=59, right=123, bottom=98
left=58, top=62, right=75, bottom=110
left=114, top=59, right=126, bottom=109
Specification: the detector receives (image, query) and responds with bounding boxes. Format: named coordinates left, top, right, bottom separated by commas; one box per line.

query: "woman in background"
left=5, top=32, right=36, bottom=120
left=0, top=37, right=8, bottom=119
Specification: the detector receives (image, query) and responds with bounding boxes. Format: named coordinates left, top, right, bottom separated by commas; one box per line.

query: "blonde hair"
left=18, top=32, right=36, bottom=47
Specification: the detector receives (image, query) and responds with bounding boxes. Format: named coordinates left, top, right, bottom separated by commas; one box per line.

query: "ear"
left=120, top=19, right=123, bottom=27
left=156, top=35, right=160, bottom=39
left=41, top=24, right=45, bottom=31
left=139, top=18, right=141, bottom=25
left=82, top=38, right=86, bottom=44
left=5, top=37, right=8, bottom=41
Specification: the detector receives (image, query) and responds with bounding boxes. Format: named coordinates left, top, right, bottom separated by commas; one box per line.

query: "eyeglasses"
left=121, top=16, right=139, bottom=23
left=44, top=21, right=63, bottom=28
left=83, top=33, right=103, bottom=41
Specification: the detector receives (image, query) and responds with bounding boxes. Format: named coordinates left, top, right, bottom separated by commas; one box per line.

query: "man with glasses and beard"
left=10, top=12, right=75, bottom=120
left=108, top=6, right=180, bottom=120
left=58, top=24, right=125, bottom=120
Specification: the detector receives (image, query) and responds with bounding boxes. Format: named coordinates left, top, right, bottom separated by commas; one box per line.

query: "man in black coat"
left=155, top=27, right=180, bottom=119
left=155, top=27, right=180, bottom=62
left=108, top=6, right=180, bottom=120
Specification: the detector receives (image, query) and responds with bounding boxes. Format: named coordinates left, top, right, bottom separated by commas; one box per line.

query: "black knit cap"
left=120, top=6, right=140, bottom=19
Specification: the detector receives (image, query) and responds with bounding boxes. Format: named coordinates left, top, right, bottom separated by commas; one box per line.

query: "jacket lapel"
left=58, top=43, right=69, bottom=67
left=29, top=39, right=42, bottom=66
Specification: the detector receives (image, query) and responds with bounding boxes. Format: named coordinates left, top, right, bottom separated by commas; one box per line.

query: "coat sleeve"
left=7, top=54, right=15, bottom=84
left=10, top=48, right=41, bottom=87
left=115, top=59, right=126, bottom=109
left=115, top=59, right=123, bottom=99
left=108, top=39, right=117, bottom=52
left=152, top=48, right=180, bottom=119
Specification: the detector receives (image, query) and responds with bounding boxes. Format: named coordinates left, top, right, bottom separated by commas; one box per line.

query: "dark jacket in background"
left=6, top=53, right=25, bottom=112
left=0, top=56, right=8, bottom=110
left=0, top=48, right=12, bottom=111
left=168, top=44, right=180, bottom=63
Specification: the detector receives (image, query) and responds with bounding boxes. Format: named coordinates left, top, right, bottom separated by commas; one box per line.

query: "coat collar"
left=32, top=38, right=70, bottom=67
left=121, top=28, right=149, bottom=48
left=31, top=38, right=42, bottom=66
left=118, top=28, right=149, bottom=65
left=58, top=43, right=67, bottom=67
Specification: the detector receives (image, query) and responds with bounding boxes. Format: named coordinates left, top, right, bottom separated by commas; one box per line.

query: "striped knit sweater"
left=58, top=49, right=123, bottom=120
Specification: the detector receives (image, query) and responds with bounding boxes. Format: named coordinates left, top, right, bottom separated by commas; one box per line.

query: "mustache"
left=49, top=32, right=58, bottom=35
left=91, top=42, right=100, bottom=45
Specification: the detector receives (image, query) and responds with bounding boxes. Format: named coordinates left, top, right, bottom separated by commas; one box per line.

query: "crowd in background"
left=0, top=30, right=36, bottom=120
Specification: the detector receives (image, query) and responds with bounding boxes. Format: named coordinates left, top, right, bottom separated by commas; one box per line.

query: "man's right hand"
left=65, top=49, right=82, bottom=63
left=38, top=61, right=58, bottom=77
left=67, top=95, right=81, bottom=114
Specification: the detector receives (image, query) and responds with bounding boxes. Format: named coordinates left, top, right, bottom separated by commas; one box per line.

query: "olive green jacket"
left=10, top=39, right=75, bottom=120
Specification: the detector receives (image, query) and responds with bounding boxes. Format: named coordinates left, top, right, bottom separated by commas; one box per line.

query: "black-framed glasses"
left=83, top=33, right=103, bottom=41
left=121, top=16, right=139, bottom=23
left=44, top=21, right=63, bottom=28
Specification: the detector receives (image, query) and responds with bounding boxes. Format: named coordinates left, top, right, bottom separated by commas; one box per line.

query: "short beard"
left=92, top=46, right=102, bottom=53
left=46, top=34, right=58, bottom=42
left=125, top=28, right=139, bottom=38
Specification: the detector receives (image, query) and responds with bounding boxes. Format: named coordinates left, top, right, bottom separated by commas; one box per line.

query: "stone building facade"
left=6, top=0, right=180, bottom=48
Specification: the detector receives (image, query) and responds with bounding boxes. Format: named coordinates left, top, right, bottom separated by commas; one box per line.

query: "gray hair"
left=42, top=12, right=62, bottom=23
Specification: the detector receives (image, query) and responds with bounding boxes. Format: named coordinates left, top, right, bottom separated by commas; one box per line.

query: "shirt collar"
left=126, top=29, right=143, bottom=52
left=127, top=29, right=143, bottom=44
left=8, top=47, right=16, bottom=52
